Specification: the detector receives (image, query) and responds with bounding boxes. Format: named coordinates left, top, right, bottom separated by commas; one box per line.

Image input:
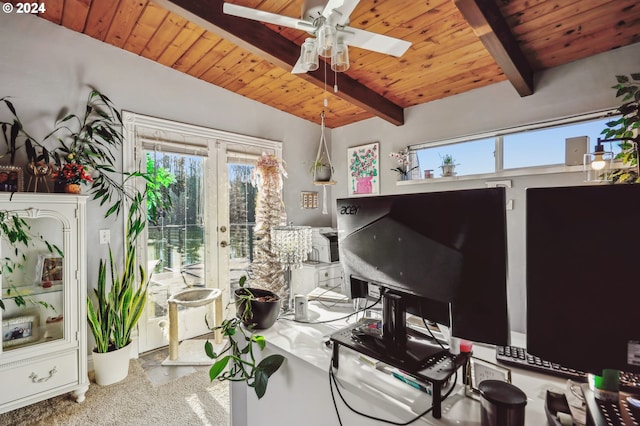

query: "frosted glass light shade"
left=300, top=38, right=319, bottom=71
left=316, top=24, right=336, bottom=58
left=331, top=41, right=349, bottom=72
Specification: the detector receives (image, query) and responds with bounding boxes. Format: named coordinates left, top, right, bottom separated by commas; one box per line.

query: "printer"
left=310, top=227, right=339, bottom=263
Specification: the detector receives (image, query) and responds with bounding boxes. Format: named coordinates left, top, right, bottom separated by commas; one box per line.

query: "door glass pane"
left=228, top=163, right=256, bottom=294
left=145, top=151, right=207, bottom=327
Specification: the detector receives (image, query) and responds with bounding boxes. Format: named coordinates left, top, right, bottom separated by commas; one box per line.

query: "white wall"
left=330, top=42, right=640, bottom=333
left=0, top=12, right=332, bottom=351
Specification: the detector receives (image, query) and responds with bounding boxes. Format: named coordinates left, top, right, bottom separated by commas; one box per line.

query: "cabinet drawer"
left=0, top=351, right=78, bottom=404
left=317, top=265, right=343, bottom=283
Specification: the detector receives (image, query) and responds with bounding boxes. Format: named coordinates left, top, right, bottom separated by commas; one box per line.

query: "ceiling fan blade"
left=322, top=0, right=359, bottom=26
left=223, top=3, right=315, bottom=31
left=340, top=27, right=411, bottom=57
left=291, top=57, right=309, bottom=74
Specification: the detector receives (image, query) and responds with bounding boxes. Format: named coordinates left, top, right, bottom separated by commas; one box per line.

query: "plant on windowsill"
left=440, top=154, right=459, bottom=177
left=389, top=147, right=418, bottom=181
left=204, top=276, right=285, bottom=399
left=601, top=72, right=640, bottom=183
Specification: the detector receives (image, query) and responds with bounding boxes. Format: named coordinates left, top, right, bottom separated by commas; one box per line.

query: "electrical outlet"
left=99, top=229, right=110, bottom=245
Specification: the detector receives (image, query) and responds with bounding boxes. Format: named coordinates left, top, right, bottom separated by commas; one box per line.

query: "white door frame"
left=122, top=111, right=282, bottom=354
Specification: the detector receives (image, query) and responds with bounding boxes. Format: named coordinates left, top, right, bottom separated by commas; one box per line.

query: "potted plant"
left=204, top=278, right=284, bottom=399
left=234, top=276, right=281, bottom=330
left=1, top=89, right=160, bottom=386
left=601, top=72, right=640, bottom=183
left=389, top=147, right=418, bottom=180
left=50, top=162, right=93, bottom=194
left=86, top=211, right=149, bottom=386
left=440, top=154, right=458, bottom=177
left=310, top=159, right=333, bottom=182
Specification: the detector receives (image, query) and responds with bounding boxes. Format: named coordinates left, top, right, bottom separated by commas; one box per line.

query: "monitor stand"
left=330, top=322, right=468, bottom=419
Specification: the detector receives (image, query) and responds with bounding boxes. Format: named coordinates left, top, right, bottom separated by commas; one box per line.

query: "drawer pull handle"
left=29, top=366, right=57, bottom=383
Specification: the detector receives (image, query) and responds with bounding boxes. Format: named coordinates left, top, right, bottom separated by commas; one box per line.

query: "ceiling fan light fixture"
left=331, top=41, right=349, bottom=72
left=316, top=23, right=336, bottom=57
left=300, top=38, right=319, bottom=71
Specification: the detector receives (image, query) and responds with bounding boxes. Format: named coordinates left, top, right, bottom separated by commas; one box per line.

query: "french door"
left=123, top=111, right=281, bottom=353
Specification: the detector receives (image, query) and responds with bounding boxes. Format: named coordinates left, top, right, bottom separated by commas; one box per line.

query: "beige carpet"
left=0, top=359, right=229, bottom=426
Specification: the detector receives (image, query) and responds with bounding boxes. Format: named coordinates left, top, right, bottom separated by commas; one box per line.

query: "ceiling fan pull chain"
left=334, top=67, right=339, bottom=93
left=323, top=60, right=329, bottom=107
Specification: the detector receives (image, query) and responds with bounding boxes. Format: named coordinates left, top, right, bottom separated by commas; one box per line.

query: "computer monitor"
left=336, top=187, right=510, bottom=364
left=526, top=184, right=640, bottom=375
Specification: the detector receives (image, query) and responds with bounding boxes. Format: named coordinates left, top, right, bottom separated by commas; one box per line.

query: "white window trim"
left=406, top=109, right=618, bottom=183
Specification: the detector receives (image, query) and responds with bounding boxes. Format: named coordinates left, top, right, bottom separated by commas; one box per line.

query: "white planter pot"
left=92, top=343, right=131, bottom=386
left=441, top=164, right=456, bottom=177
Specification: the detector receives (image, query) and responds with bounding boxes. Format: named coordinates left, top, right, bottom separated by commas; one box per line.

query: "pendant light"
left=316, top=23, right=336, bottom=58
left=331, top=41, right=349, bottom=72
left=300, top=38, right=319, bottom=72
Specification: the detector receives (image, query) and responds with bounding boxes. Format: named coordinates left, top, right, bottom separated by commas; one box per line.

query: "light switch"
left=99, top=229, right=110, bottom=245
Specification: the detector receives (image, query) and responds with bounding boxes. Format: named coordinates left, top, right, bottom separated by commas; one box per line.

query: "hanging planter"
left=312, top=112, right=336, bottom=215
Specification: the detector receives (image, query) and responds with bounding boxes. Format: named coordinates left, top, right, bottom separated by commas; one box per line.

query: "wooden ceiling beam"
left=155, top=0, right=405, bottom=126
left=453, top=0, right=534, bottom=97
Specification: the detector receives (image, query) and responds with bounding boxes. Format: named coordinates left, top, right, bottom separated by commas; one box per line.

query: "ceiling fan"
left=222, top=0, right=412, bottom=74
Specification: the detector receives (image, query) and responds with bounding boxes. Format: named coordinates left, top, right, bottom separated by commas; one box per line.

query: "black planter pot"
left=234, top=287, right=281, bottom=330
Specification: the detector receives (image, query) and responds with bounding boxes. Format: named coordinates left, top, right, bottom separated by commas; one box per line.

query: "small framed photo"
left=2, top=314, right=39, bottom=348
left=0, top=165, right=23, bottom=192
left=465, top=356, right=512, bottom=400
left=36, top=254, right=63, bottom=287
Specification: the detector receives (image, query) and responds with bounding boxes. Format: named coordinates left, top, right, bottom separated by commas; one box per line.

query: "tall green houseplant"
left=601, top=72, right=640, bottom=183
left=87, top=210, right=149, bottom=353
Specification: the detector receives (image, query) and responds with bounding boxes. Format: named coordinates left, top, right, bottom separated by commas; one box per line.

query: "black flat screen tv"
left=527, top=184, right=640, bottom=375
left=336, top=187, right=510, bottom=363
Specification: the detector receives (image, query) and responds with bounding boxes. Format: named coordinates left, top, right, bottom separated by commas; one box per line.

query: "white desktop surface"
left=230, top=302, right=568, bottom=426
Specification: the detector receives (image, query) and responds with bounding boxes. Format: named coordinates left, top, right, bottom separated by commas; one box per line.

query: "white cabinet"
left=0, top=193, right=88, bottom=414
left=291, top=262, right=343, bottom=296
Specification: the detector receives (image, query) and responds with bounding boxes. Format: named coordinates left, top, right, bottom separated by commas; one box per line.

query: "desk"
left=230, top=302, right=567, bottom=426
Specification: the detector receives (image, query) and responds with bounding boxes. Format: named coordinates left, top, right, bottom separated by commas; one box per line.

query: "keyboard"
left=496, top=345, right=640, bottom=392
left=496, top=345, right=587, bottom=381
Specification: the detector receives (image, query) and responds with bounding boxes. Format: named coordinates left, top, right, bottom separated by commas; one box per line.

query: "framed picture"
left=465, top=356, right=512, bottom=400
left=0, top=165, right=23, bottom=192
left=2, top=314, right=39, bottom=348
left=36, top=254, right=64, bottom=286
left=347, top=142, right=379, bottom=196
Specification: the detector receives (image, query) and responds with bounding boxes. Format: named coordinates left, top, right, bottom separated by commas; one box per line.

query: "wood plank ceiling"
left=15, top=0, right=640, bottom=128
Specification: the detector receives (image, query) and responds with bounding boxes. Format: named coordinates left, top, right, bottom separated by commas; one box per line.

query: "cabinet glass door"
left=1, top=214, right=66, bottom=352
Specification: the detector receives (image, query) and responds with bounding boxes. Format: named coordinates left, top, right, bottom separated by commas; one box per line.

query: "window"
left=411, top=112, right=619, bottom=178
left=417, top=138, right=495, bottom=177
left=502, top=117, right=619, bottom=169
